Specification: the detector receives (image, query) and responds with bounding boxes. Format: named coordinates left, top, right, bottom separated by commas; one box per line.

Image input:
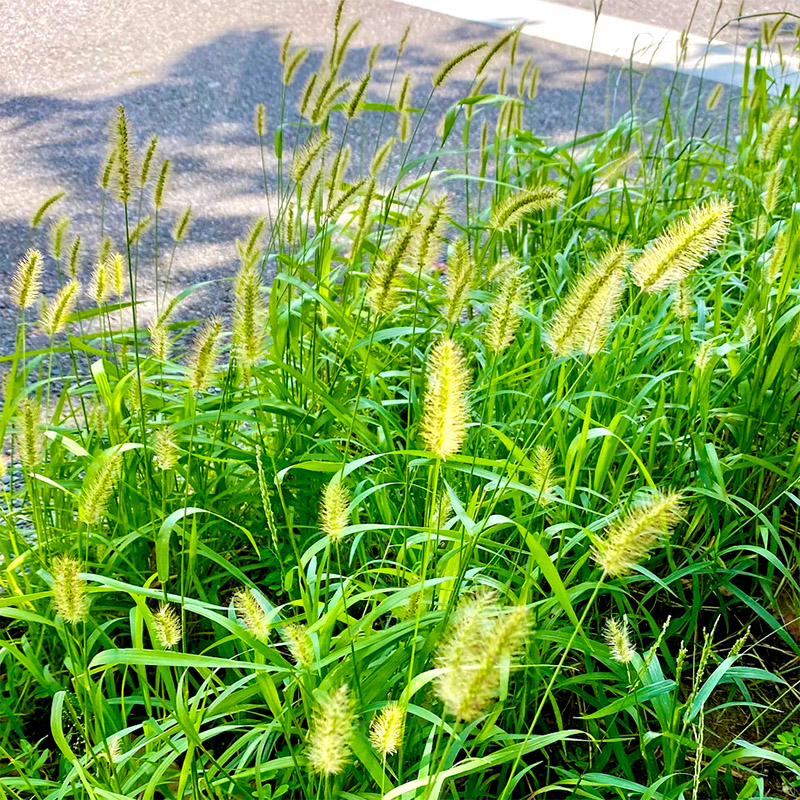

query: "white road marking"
left=393, top=0, right=800, bottom=91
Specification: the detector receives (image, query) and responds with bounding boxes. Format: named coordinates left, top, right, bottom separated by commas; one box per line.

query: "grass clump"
left=2, top=5, right=800, bottom=799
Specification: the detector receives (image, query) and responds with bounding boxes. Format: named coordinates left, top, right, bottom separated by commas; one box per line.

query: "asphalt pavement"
left=0, top=0, right=797, bottom=346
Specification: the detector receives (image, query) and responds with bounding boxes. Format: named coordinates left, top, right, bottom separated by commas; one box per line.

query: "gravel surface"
left=0, top=0, right=791, bottom=349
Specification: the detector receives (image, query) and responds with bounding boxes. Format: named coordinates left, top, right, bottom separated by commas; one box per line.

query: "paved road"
left=0, top=0, right=797, bottom=345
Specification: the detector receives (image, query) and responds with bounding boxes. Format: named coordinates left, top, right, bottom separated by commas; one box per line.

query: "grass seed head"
left=434, top=592, right=529, bottom=721
left=757, top=103, right=792, bottom=162
left=593, top=489, right=683, bottom=577
left=233, top=587, right=271, bottom=642
left=307, top=685, right=355, bottom=776
left=484, top=268, right=528, bottom=353
left=421, top=338, right=470, bottom=459
left=604, top=616, right=635, bottom=663
left=285, top=622, right=314, bottom=667
left=631, top=199, right=732, bottom=293
left=152, top=604, right=182, bottom=649
left=11, top=249, right=44, bottom=309
left=40, top=280, right=79, bottom=336
left=187, top=317, right=223, bottom=392
left=370, top=702, right=405, bottom=757
left=153, top=427, right=178, bottom=470
left=444, top=239, right=475, bottom=323
left=491, top=185, right=564, bottom=231
left=320, top=479, right=350, bottom=542
left=52, top=554, right=89, bottom=625
left=546, top=242, right=629, bottom=357
left=78, top=451, right=123, bottom=525
left=15, top=397, right=43, bottom=471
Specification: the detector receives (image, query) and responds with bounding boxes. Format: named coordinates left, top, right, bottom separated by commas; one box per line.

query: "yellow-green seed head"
left=152, top=604, right=182, bottom=649
left=52, top=554, right=89, bottom=625
left=369, top=702, right=405, bottom=757
left=319, top=479, right=350, bottom=542
left=11, top=249, right=44, bottom=309
left=233, top=587, right=271, bottom=642
left=307, top=685, right=355, bottom=776
left=420, top=338, right=471, bottom=460
left=593, top=489, right=683, bottom=577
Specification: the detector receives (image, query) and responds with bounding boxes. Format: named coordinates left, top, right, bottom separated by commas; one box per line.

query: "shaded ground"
left=0, top=0, right=786, bottom=345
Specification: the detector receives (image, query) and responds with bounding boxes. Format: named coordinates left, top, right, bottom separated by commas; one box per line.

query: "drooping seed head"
left=233, top=587, right=272, bottom=642
left=40, top=280, right=80, bottom=336
left=491, top=186, right=564, bottom=231
left=546, top=242, right=630, bottom=357
left=631, top=199, right=732, bottom=293
left=593, top=489, right=683, bottom=577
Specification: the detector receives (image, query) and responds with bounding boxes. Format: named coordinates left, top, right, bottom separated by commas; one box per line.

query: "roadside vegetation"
left=2, top=5, right=800, bottom=798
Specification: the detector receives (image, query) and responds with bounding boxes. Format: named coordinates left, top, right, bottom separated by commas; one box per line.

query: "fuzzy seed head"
left=673, top=280, right=693, bottom=320
left=485, top=269, right=527, bottom=353
left=254, top=103, right=267, bottom=137
left=233, top=260, right=266, bottom=372
left=68, top=236, right=82, bottom=279
left=370, top=702, right=405, bottom=757
left=89, top=258, right=112, bottom=305
left=154, top=159, right=170, bottom=208
left=491, top=186, right=564, bottom=231
left=414, top=195, right=450, bottom=274
left=11, top=249, right=44, bottom=309
left=233, top=587, right=271, bottom=642
left=148, top=320, right=171, bottom=361
left=139, top=136, right=158, bottom=189
left=290, top=132, right=330, bottom=184
left=631, top=199, right=732, bottom=293
left=153, top=427, right=178, bottom=470
left=78, top=451, right=123, bottom=525
left=114, top=105, right=131, bottom=203
left=319, top=479, right=350, bottom=542
left=41, top=280, right=80, bottom=336
left=763, top=159, right=785, bottom=214
left=110, top=253, right=127, bottom=297
left=434, top=592, right=529, bottom=721
left=187, top=317, right=223, bottom=392
left=421, top=338, right=471, bottom=460
left=593, top=489, right=683, bottom=577
left=15, top=397, right=43, bottom=471
left=285, top=622, right=314, bottom=667
left=444, top=239, right=475, bottom=323
left=52, top=555, right=89, bottom=625
left=758, top=104, right=792, bottom=162
left=530, top=445, right=557, bottom=504
left=604, top=616, right=635, bottom=663
left=152, top=604, right=182, bottom=649
left=367, top=218, right=416, bottom=314
left=546, top=242, right=630, bottom=357
left=307, top=686, right=355, bottom=776
left=433, top=42, right=487, bottom=88
left=765, top=228, right=789, bottom=283
left=49, top=217, right=70, bottom=262
left=172, top=206, right=192, bottom=242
